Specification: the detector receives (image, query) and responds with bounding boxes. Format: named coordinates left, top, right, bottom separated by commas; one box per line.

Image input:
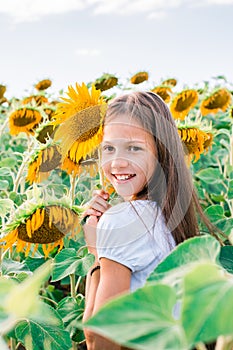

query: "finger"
left=84, top=208, right=102, bottom=217
left=89, top=196, right=111, bottom=213
left=86, top=215, right=98, bottom=225
left=92, top=189, right=109, bottom=200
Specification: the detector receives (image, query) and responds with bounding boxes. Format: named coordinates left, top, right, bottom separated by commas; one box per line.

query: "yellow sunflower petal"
left=200, top=88, right=232, bottom=116
left=170, top=89, right=199, bottom=120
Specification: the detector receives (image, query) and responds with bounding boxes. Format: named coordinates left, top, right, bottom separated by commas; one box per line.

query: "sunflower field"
left=0, top=72, right=233, bottom=350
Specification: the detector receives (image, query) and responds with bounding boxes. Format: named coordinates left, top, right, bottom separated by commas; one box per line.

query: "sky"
left=0, top=0, right=233, bottom=99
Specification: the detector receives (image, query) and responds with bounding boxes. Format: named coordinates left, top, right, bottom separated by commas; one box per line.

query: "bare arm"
left=84, top=258, right=131, bottom=350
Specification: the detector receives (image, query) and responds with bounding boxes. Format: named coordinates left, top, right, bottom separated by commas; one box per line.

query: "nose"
left=111, top=156, right=129, bottom=168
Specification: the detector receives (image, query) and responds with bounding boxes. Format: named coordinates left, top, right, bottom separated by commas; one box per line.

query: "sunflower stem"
left=70, top=273, right=77, bottom=350
left=13, top=136, right=34, bottom=193
left=0, top=117, right=9, bottom=139
left=39, top=295, right=58, bottom=307
left=69, top=174, right=77, bottom=205
left=10, top=337, right=17, bottom=350
left=70, top=273, right=76, bottom=298
left=195, top=343, right=208, bottom=350
left=98, top=148, right=104, bottom=189
left=75, top=275, right=82, bottom=293
left=230, top=124, right=233, bottom=167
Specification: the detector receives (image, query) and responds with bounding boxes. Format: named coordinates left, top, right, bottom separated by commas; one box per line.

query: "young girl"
left=82, top=91, right=214, bottom=350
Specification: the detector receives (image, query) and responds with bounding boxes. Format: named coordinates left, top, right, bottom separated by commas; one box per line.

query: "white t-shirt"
left=96, top=200, right=176, bottom=291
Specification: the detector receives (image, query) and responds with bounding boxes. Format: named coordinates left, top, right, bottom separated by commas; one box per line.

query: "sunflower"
left=0, top=205, right=80, bottom=258
left=0, top=97, right=7, bottom=105
left=61, top=152, right=99, bottom=178
left=60, top=155, right=82, bottom=176
left=43, top=106, right=56, bottom=120
left=229, top=106, right=233, bottom=118
left=94, top=73, right=118, bottom=92
left=178, top=126, right=213, bottom=162
left=161, top=78, right=177, bottom=87
left=36, top=123, right=58, bottom=144
left=9, top=107, right=42, bottom=136
left=130, top=71, right=149, bottom=84
left=53, top=82, right=105, bottom=125
left=53, top=83, right=107, bottom=165
left=200, top=88, right=232, bottom=116
left=170, top=89, right=199, bottom=120
left=22, top=95, right=48, bottom=106
left=26, top=144, right=62, bottom=184
left=151, top=86, right=172, bottom=103
left=0, top=84, right=6, bottom=99
left=35, top=79, right=52, bottom=91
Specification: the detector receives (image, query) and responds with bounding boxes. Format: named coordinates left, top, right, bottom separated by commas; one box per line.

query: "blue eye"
left=128, top=146, right=142, bottom=151
left=102, top=145, right=114, bottom=152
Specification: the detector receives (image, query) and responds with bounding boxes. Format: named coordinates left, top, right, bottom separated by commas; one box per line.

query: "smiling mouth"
left=113, top=174, right=136, bottom=181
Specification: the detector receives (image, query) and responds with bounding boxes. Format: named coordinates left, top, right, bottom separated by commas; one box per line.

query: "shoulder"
left=98, top=200, right=158, bottom=229
left=96, top=200, right=158, bottom=247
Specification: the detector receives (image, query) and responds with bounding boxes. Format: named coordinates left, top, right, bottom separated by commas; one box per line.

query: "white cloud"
left=75, top=48, right=101, bottom=56
left=0, top=0, right=233, bottom=23
left=0, top=0, right=85, bottom=23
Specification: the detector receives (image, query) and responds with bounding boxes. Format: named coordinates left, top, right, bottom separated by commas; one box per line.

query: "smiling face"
left=101, top=115, right=157, bottom=200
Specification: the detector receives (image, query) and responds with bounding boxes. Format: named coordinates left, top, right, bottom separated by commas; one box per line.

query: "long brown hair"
left=105, top=91, right=216, bottom=244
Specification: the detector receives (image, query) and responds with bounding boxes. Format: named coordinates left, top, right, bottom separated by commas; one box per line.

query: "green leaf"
left=57, top=296, right=85, bottom=342
left=85, top=284, right=186, bottom=350
left=0, top=198, right=14, bottom=216
left=1, top=258, right=31, bottom=276
left=15, top=304, right=72, bottom=350
left=204, top=205, right=224, bottom=222
left=182, top=262, right=233, bottom=347
left=51, top=248, right=95, bottom=282
left=0, top=167, right=13, bottom=177
left=0, top=157, right=17, bottom=168
left=5, top=261, right=51, bottom=318
left=9, top=192, right=27, bottom=206
left=0, top=180, right=9, bottom=190
left=24, top=257, right=46, bottom=272
left=196, top=168, right=223, bottom=184
left=0, top=277, right=16, bottom=309
left=219, top=246, right=233, bottom=273
left=148, top=235, right=220, bottom=282
left=228, top=179, right=233, bottom=199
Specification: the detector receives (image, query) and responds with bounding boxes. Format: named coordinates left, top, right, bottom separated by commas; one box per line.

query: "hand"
left=82, top=189, right=111, bottom=222
left=82, top=190, right=111, bottom=259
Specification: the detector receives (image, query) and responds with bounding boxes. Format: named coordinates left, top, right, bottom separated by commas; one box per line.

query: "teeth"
left=114, top=174, right=134, bottom=180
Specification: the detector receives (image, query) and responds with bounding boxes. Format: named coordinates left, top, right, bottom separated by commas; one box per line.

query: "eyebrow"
left=102, top=140, right=147, bottom=144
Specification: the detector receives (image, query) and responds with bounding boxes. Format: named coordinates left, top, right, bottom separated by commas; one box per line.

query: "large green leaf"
left=228, top=179, right=233, bottom=199
left=148, top=235, right=220, bottom=282
left=196, top=167, right=224, bottom=184
left=5, top=261, right=51, bottom=318
left=15, top=304, right=72, bottom=350
left=57, top=296, right=85, bottom=342
left=51, top=248, right=94, bottom=282
left=182, top=262, right=233, bottom=347
left=85, top=284, right=187, bottom=350
left=0, top=198, right=14, bottom=216
left=204, top=205, right=225, bottom=222
left=219, top=245, right=233, bottom=274
left=1, top=258, right=31, bottom=276
left=24, top=257, right=46, bottom=272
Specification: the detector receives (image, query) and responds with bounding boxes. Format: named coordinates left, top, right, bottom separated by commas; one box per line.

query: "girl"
left=82, top=91, right=214, bottom=350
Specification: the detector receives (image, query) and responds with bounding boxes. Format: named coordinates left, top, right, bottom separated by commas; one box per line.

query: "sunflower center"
left=205, top=91, right=230, bottom=109
left=175, top=93, right=196, bottom=112
left=72, top=105, right=102, bottom=142
left=14, top=115, right=36, bottom=126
